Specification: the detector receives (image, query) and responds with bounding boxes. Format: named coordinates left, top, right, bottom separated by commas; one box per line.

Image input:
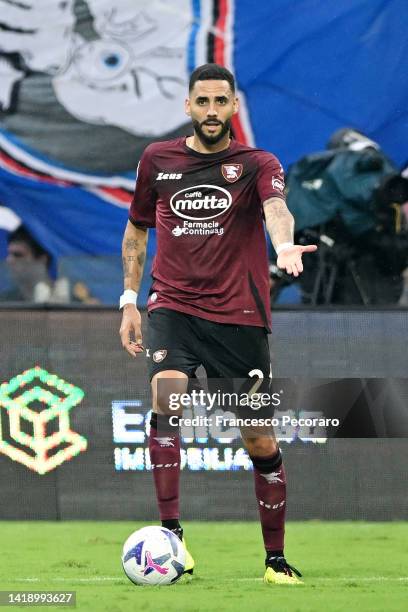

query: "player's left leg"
left=240, top=431, right=302, bottom=584
left=198, top=319, right=302, bottom=584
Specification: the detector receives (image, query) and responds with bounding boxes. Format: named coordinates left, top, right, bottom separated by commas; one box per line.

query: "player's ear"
left=185, top=98, right=191, bottom=117
left=232, top=96, right=239, bottom=115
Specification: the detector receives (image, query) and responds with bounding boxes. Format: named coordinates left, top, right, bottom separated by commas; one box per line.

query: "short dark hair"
left=8, top=225, right=49, bottom=260
left=189, top=63, right=235, bottom=93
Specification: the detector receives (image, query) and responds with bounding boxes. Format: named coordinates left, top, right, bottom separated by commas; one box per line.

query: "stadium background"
left=0, top=0, right=407, bottom=525
left=1, top=308, right=407, bottom=521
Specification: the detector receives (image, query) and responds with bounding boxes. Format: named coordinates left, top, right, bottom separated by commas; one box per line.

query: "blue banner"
left=0, top=0, right=406, bottom=262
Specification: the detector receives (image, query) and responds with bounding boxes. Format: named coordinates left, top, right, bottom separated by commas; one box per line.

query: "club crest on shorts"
left=153, top=349, right=167, bottom=363
left=221, top=163, right=243, bottom=182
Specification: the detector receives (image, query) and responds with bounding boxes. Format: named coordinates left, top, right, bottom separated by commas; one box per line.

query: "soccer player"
left=119, top=63, right=317, bottom=585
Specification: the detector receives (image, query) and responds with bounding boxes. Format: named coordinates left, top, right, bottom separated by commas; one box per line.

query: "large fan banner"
left=0, top=0, right=406, bottom=259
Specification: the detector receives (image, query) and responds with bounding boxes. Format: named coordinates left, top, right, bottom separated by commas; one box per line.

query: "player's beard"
left=192, top=118, right=232, bottom=146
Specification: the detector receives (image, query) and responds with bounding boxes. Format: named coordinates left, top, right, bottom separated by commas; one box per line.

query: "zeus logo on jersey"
left=156, top=172, right=183, bottom=180
left=170, top=185, right=232, bottom=221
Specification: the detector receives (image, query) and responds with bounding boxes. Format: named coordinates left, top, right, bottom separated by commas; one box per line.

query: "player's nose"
left=207, top=103, right=218, bottom=116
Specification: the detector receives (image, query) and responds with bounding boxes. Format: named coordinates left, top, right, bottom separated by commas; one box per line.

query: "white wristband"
left=119, top=289, right=138, bottom=309
left=276, top=242, right=294, bottom=255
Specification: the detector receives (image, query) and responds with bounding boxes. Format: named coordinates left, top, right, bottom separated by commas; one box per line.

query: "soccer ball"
left=122, top=526, right=186, bottom=586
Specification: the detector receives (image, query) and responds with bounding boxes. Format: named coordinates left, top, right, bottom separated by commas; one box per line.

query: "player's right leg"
left=149, top=370, right=195, bottom=574
left=150, top=370, right=187, bottom=530
left=146, top=308, right=201, bottom=574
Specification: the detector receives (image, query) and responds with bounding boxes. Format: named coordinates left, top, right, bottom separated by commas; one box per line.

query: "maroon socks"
left=148, top=414, right=181, bottom=521
left=251, top=449, right=286, bottom=554
left=149, top=413, right=286, bottom=555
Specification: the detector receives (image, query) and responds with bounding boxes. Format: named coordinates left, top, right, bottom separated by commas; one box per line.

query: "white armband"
left=276, top=242, right=294, bottom=255
left=119, top=289, right=138, bottom=309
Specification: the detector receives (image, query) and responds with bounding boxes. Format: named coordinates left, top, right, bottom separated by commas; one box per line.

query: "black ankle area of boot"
left=162, top=519, right=181, bottom=531
left=162, top=520, right=183, bottom=541
left=265, top=550, right=283, bottom=564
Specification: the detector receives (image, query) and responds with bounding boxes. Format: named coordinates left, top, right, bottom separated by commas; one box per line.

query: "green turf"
left=0, top=522, right=406, bottom=611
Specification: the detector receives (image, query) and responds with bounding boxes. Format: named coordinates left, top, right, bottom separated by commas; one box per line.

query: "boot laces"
left=267, top=556, right=302, bottom=578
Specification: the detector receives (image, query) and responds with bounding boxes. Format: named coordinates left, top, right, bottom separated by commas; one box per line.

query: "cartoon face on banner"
left=0, top=0, right=75, bottom=76
left=0, top=0, right=253, bottom=177
left=0, top=0, right=76, bottom=112
left=0, top=0, right=191, bottom=135
left=54, top=1, right=191, bottom=136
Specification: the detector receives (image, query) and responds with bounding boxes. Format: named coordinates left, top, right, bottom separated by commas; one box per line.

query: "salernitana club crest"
left=221, top=164, right=243, bottom=182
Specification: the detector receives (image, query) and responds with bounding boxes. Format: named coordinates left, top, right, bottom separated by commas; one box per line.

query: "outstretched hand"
left=277, top=244, right=318, bottom=277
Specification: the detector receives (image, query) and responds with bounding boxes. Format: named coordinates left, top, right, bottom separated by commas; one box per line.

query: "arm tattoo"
left=122, top=224, right=148, bottom=289
left=122, top=256, right=131, bottom=278
left=264, top=198, right=288, bottom=217
left=263, top=197, right=294, bottom=248
left=124, top=238, right=139, bottom=251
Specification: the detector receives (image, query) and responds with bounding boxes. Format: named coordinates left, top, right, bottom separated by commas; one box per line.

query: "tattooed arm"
left=119, top=221, right=148, bottom=357
left=263, top=197, right=317, bottom=277
left=122, top=221, right=148, bottom=291
left=263, top=197, right=295, bottom=248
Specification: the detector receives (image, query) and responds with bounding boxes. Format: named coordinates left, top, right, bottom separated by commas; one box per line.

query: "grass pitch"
left=0, top=522, right=406, bottom=611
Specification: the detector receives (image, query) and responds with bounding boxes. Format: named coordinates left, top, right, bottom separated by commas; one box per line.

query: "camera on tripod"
left=285, top=128, right=408, bottom=305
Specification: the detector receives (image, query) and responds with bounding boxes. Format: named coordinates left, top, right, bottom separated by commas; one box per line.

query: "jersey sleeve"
left=129, top=146, right=156, bottom=228
left=256, top=152, right=286, bottom=203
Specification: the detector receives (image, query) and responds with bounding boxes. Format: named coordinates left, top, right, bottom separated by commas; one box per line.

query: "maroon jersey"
left=129, top=137, right=285, bottom=329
